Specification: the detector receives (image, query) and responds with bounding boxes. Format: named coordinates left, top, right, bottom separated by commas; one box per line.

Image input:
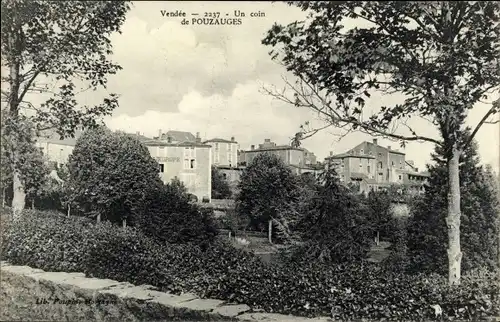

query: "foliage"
left=236, top=153, right=299, bottom=231
left=2, top=209, right=499, bottom=321
left=286, top=167, right=373, bottom=264
left=1, top=0, right=130, bottom=213
left=211, top=166, right=232, bottom=199
left=134, top=178, right=218, bottom=247
left=67, top=127, right=163, bottom=223
left=408, top=136, right=500, bottom=273
left=366, top=190, right=393, bottom=241
left=262, top=1, right=500, bottom=284
left=0, top=115, right=50, bottom=206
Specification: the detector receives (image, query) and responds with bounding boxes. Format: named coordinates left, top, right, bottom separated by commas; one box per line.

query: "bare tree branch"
left=465, top=97, right=500, bottom=148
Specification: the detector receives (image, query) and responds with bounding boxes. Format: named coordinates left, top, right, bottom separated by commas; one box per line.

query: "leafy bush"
left=2, top=210, right=499, bottom=321
left=211, top=166, right=232, bottom=199
left=134, top=178, right=218, bottom=247
left=67, top=127, right=163, bottom=223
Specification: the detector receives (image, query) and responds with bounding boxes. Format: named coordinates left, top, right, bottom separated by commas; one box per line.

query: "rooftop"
left=142, top=139, right=211, bottom=148
left=203, top=138, right=237, bottom=144
left=243, top=144, right=303, bottom=153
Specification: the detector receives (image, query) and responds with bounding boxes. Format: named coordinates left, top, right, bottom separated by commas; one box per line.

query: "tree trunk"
left=67, top=204, right=71, bottom=217
left=97, top=213, right=101, bottom=223
left=446, top=145, right=462, bottom=285
left=2, top=187, right=5, bottom=208
left=376, top=231, right=380, bottom=246
left=8, top=18, right=24, bottom=221
left=268, top=219, right=273, bottom=244
left=122, top=218, right=126, bottom=228
left=12, top=171, right=26, bottom=221
left=31, top=198, right=34, bottom=210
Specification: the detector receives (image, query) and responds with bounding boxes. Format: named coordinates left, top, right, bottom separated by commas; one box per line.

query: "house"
left=324, top=138, right=429, bottom=194
left=144, top=130, right=212, bottom=202
left=35, top=130, right=82, bottom=169
left=203, top=137, right=239, bottom=167
left=238, top=138, right=320, bottom=176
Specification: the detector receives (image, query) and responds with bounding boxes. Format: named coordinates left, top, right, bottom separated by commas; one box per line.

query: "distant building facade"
left=238, top=138, right=320, bottom=176
left=203, top=137, right=239, bottom=167
left=35, top=130, right=81, bottom=169
left=144, top=130, right=212, bottom=202
left=324, top=138, right=429, bottom=194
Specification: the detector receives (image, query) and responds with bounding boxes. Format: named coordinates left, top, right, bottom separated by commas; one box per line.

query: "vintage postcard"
left=1, top=1, right=499, bottom=321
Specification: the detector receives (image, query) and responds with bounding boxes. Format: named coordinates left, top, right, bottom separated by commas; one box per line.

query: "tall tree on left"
left=1, top=1, right=130, bottom=220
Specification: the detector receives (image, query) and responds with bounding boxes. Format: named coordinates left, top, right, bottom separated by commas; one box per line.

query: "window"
left=378, top=152, right=382, bottom=157
left=184, top=147, right=196, bottom=169
left=398, top=175, right=402, bottom=180
left=359, top=161, right=363, bottom=168
left=360, top=149, right=364, bottom=155
left=368, top=151, right=372, bottom=155
left=378, top=161, right=383, bottom=169
left=215, top=143, right=219, bottom=150
left=228, top=143, right=232, bottom=151
left=228, top=153, right=232, bottom=164
left=391, top=161, right=395, bottom=166
left=159, top=164, right=165, bottom=173
left=215, top=152, right=220, bottom=164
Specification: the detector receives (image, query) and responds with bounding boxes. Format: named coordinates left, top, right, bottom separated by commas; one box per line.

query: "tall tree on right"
left=407, top=133, right=500, bottom=274
left=262, top=2, right=500, bottom=285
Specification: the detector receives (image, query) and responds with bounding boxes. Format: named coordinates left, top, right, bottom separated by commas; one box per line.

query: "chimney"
left=167, top=136, right=172, bottom=143
left=264, top=139, right=270, bottom=143
left=388, top=145, right=391, bottom=150
left=373, top=138, right=378, bottom=145
left=158, top=129, right=162, bottom=139
left=231, top=136, right=235, bottom=142
left=330, top=151, right=333, bottom=156
left=195, top=132, right=201, bottom=143
left=136, top=131, right=140, bottom=136
left=251, top=145, right=255, bottom=150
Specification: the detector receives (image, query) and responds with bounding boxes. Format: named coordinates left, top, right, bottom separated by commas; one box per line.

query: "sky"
left=12, top=1, right=500, bottom=173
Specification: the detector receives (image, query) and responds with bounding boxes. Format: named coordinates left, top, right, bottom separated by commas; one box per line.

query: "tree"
left=211, top=166, right=232, bottom=199
left=408, top=134, right=500, bottom=274
left=262, top=2, right=500, bottom=285
left=366, top=190, right=392, bottom=245
left=1, top=0, right=130, bottom=219
left=67, top=127, right=163, bottom=224
left=236, top=153, right=298, bottom=243
left=0, top=114, right=49, bottom=209
left=136, top=178, right=218, bottom=247
left=287, top=166, right=372, bottom=264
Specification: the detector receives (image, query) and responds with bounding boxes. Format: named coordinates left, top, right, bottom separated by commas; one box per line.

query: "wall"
left=0, top=262, right=330, bottom=322
left=210, top=141, right=238, bottom=167
left=36, top=142, right=74, bottom=166
left=147, top=145, right=211, bottom=201
left=240, top=149, right=304, bottom=167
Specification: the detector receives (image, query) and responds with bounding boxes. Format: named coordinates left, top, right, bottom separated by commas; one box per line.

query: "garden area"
left=2, top=126, right=500, bottom=321
left=2, top=1, right=500, bottom=321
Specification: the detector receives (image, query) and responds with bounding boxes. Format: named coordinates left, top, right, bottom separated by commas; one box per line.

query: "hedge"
left=2, top=210, right=499, bottom=321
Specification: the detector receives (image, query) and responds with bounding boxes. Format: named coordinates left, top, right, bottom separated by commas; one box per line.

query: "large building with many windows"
left=324, top=138, right=429, bottom=194
left=144, top=130, right=212, bottom=202
left=203, top=137, right=239, bottom=167
left=238, top=139, right=321, bottom=176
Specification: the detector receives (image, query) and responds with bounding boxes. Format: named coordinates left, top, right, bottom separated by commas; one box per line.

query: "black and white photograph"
left=1, top=1, right=499, bottom=321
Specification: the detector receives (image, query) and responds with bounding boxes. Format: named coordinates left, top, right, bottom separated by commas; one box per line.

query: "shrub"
left=134, top=178, right=218, bottom=247
left=67, top=127, right=163, bottom=223
left=211, top=166, right=232, bottom=199
left=2, top=210, right=499, bottom=321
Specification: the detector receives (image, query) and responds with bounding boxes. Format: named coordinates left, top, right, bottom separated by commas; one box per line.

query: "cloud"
left=99, top=2, right=499, bottom=173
